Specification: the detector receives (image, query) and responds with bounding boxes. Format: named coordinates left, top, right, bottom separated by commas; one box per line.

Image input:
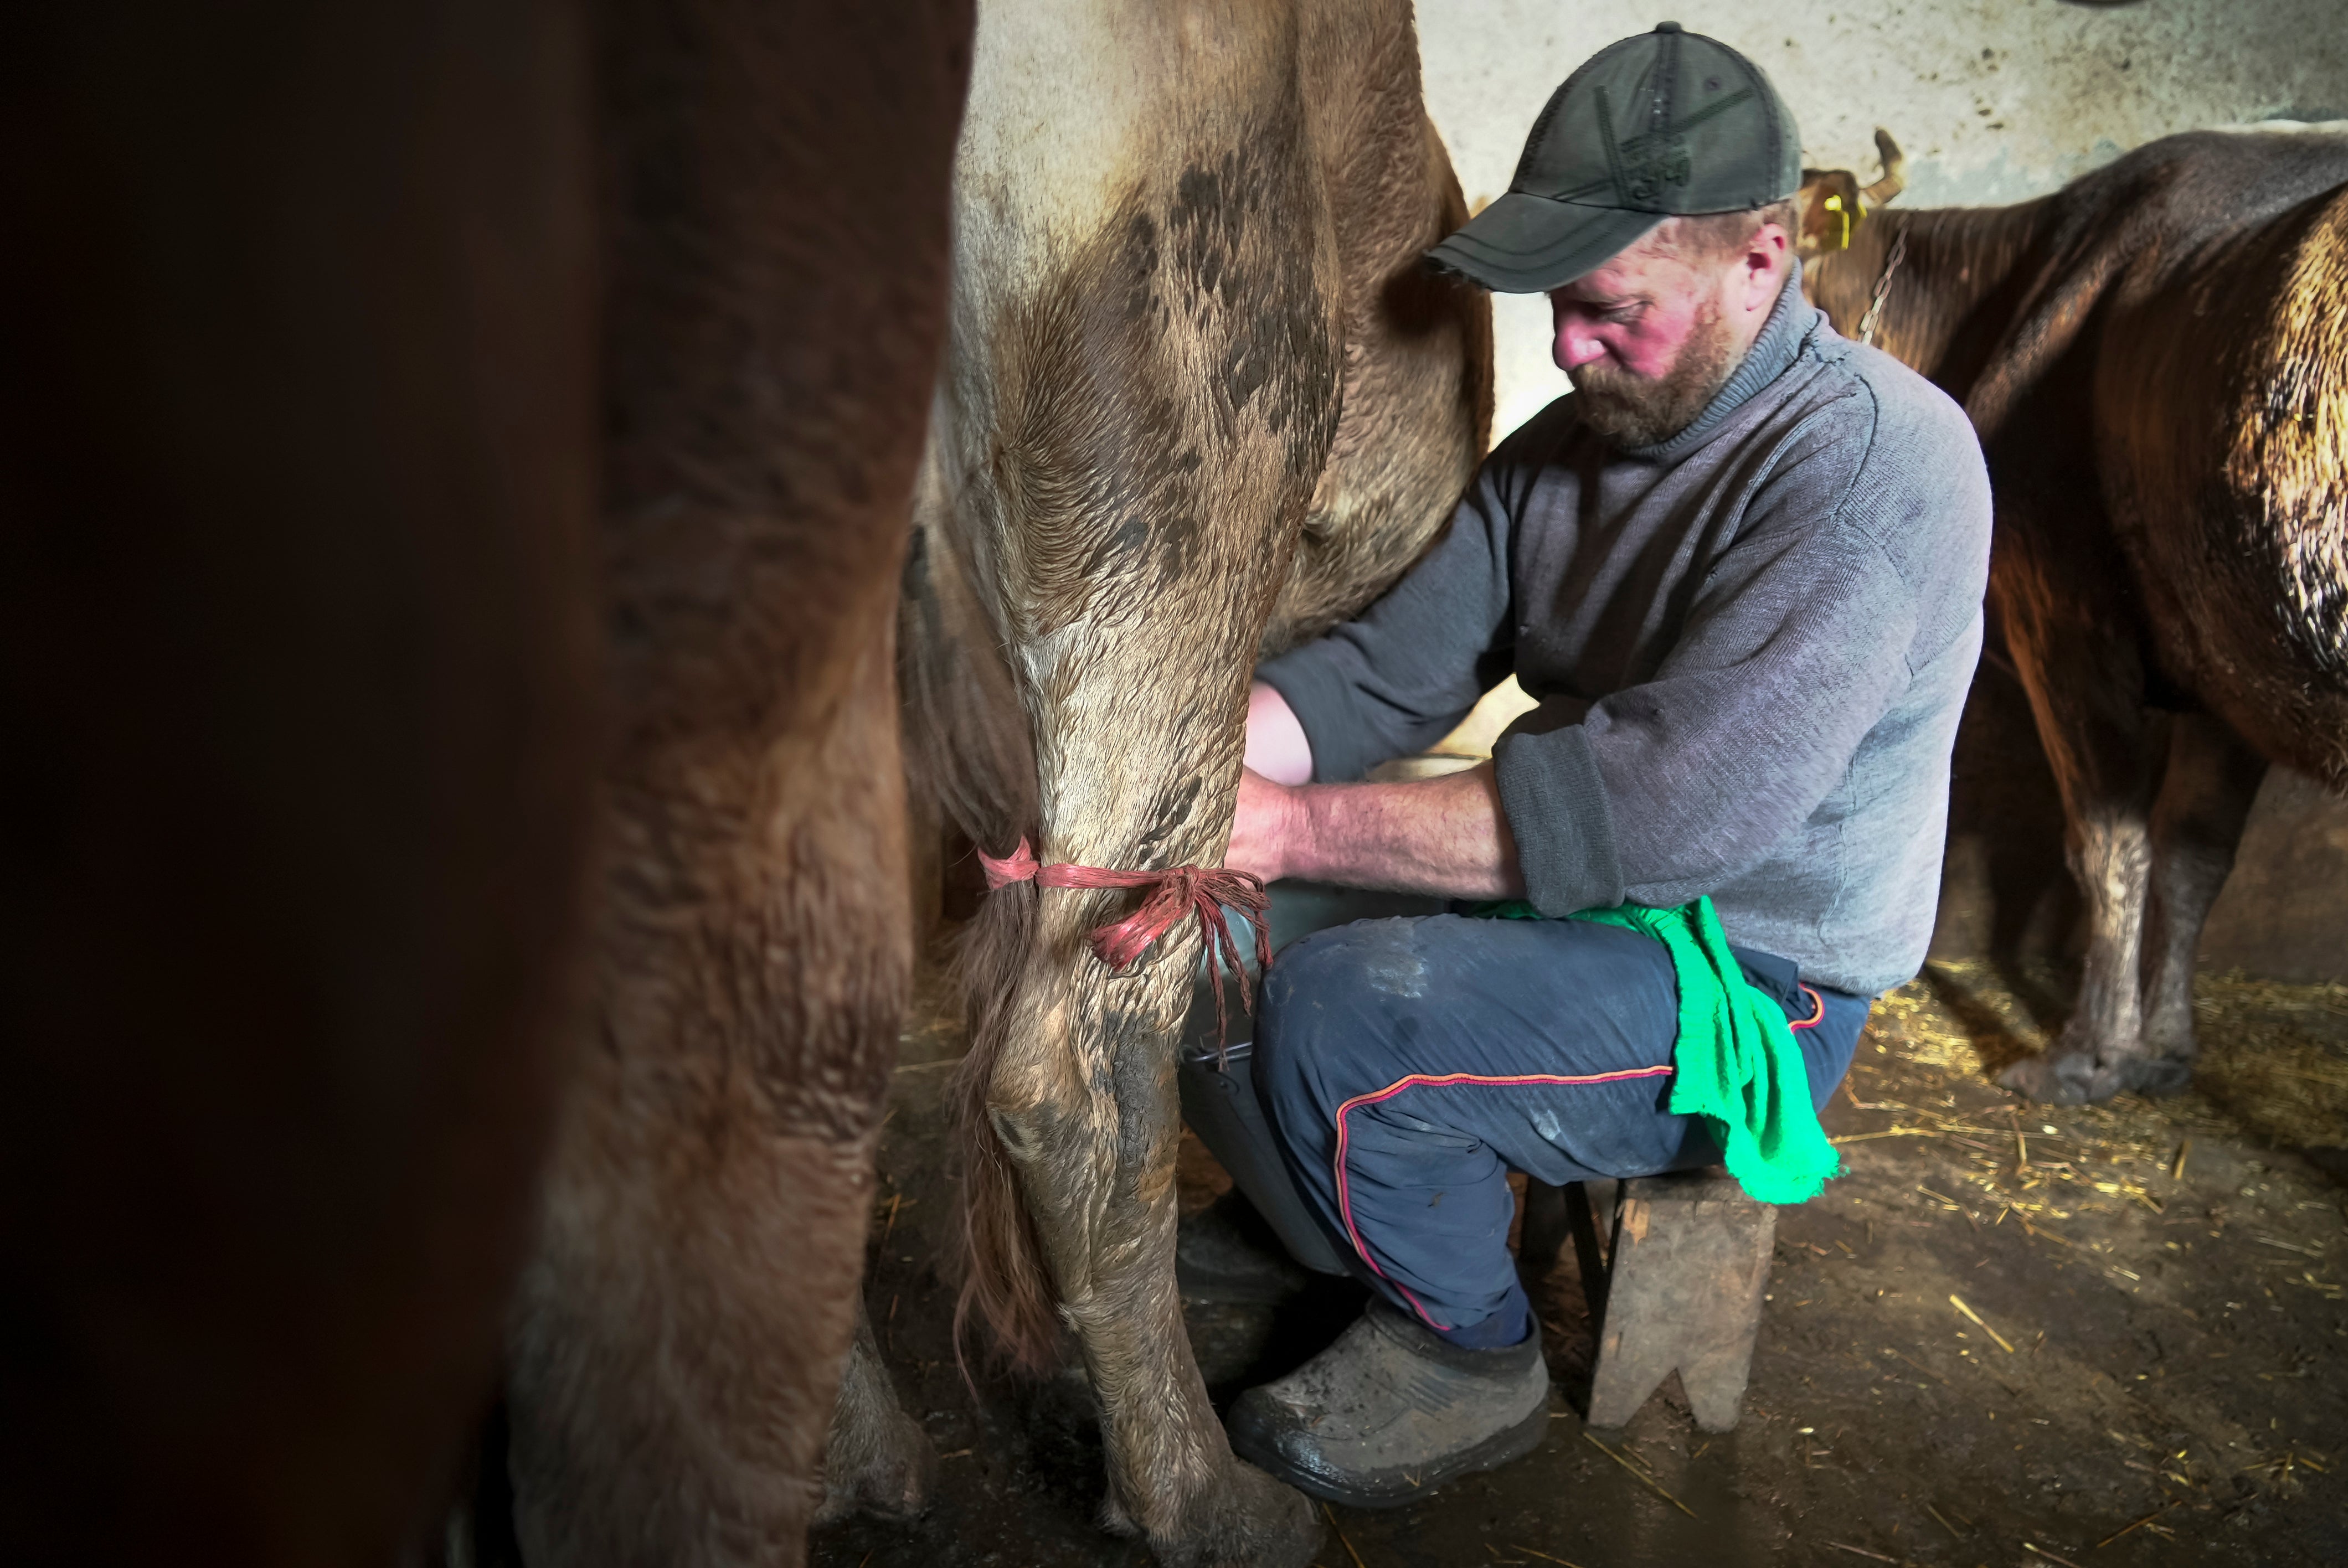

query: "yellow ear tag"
left=1822, top=193, right=1850, bottom=251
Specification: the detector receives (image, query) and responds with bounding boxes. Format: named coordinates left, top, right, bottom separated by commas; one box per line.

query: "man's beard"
left=1568, top=300, right=1742, bottom=448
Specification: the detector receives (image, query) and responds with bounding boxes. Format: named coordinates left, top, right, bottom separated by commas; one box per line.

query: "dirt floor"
left=812, top=948, right=2348, bottom=1568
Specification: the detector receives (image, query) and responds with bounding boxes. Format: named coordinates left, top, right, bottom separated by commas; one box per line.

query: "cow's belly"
left=2092, top=180, right=2348, bottom=772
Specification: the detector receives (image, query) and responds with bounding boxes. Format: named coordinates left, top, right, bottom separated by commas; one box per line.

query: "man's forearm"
left=1279, top=762, right=1526, bottom=900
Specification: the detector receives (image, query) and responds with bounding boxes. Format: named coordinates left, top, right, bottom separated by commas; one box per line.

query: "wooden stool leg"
left=1521, top=1177, right=1619, bottom=1310
left=1583, top=1171, right=1775, bottom=1433
left=1520, top=1177, right=1571, bottom=1280
left=1562, top=1178, right=1616, bottom=1320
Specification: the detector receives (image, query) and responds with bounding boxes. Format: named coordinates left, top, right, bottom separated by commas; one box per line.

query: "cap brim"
left=1425, top=193, right=1665, bottom=293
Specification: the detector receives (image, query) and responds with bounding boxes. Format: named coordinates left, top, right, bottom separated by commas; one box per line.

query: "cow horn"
left=1861, top=127, right=1907, bottom=208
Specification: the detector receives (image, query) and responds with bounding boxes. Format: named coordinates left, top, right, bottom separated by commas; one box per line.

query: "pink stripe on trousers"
left=1330, top=1066, right=1676, bottom=1330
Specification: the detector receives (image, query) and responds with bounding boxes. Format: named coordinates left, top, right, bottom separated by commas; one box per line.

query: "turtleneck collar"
left=1619, top=257, right=1814, bottom=465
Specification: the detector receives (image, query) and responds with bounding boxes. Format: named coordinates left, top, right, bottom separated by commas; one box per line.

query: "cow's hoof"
left=815, top=1402, right=937, bottom=1525
left=1151, top=1459, right=1322, bottom=1568
left=2108, top=1054, right=2195, bottom=1098
left=1996, top=1050, right=2096, bottom=1104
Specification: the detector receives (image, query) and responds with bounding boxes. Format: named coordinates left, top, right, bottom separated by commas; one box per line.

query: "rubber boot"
left=1226, top=1302, right=1551, bottom=1508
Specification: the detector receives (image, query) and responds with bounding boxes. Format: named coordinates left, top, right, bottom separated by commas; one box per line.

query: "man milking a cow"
left=1190, top=24, right=1992, bottom=1506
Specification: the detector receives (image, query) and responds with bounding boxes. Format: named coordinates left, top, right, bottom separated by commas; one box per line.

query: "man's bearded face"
left=1564, top=293, right=1740, bottom=448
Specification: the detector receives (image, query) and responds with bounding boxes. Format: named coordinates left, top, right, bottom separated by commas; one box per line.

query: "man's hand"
left=1226, top=766, right=1297, bottom=884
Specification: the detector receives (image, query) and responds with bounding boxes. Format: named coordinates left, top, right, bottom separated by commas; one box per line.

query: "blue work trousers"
left=1250, top=913, right=1870, bottom=1346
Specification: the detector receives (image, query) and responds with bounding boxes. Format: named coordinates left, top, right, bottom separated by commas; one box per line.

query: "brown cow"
left=4, top=2, right=974, bottom=1565
left=1803, top=123, right=2348, bottom=1103
left=885, top=2, right=1490, bottom=1564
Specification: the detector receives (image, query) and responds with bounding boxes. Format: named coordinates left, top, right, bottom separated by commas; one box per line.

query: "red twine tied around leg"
left=977, top=837, right=1272, bottom=1051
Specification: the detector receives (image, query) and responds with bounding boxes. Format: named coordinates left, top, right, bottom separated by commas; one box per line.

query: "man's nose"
left=1553, top=322, right=1609, bottom=371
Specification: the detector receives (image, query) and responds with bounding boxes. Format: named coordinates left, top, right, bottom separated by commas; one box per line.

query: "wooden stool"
left=1521, top=1168, right=1775, bottom=1432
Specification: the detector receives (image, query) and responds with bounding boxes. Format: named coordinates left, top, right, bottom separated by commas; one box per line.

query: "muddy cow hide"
left=1, top=4, right=599, bottom=1564
left=1804, top=123, right=2348, bottom=1104
left=501, top=4, right=971, bottom=1568
left=3, top=2, right=975, bottom=1566
left=876, top=3, right=1492, bottom=1565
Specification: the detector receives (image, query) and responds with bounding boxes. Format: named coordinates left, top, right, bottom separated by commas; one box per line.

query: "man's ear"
left=1742, top=223, right=1790, bottom=308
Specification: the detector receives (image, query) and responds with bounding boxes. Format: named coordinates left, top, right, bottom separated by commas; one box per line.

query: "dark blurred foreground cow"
left=3, top=3, right=972, bottom=1565
left=878, top=2, right=1490, bottom=1563
left=1803, top=124, right=2348, bottom=1103
left=3, top=7, right=598, bottom=1561
left=498, top=6, right=971, bottom=1567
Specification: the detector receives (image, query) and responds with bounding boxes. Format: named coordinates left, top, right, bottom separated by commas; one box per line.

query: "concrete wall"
left=1413, top=1, right=2348, bottom=981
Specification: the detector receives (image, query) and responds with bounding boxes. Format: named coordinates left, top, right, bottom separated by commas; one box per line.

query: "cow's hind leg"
left=978, top=925, right=1321, bottom=1568
left=1995, top=589, right=2166, bottom=1103
left=2136, top=713, right=2268, bottom=1092
left=957, top=868, right=1324, bottom=1568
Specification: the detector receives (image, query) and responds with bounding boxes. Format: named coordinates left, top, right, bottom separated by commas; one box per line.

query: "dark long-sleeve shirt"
left=1258, top=275, right=1991, bottom=997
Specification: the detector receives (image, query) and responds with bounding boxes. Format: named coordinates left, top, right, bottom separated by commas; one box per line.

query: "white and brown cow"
left=1803, top=123, right=2348, bottom=1103
left=883, top=2, right=1491, bottom=1564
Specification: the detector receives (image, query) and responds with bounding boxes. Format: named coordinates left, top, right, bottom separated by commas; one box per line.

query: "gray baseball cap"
left=1429, top=22, right=1803, bottom=293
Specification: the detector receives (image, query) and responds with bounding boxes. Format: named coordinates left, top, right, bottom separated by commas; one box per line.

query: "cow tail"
left=948, top=878, right=1063, bottom=1375
left=898, top=455, right=1060, bottom=1372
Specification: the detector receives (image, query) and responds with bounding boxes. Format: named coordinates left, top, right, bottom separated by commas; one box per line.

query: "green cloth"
left=1472, top=896, right=1840, bottom=1204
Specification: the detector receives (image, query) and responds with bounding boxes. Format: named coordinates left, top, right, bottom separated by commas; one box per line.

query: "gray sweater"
left=1259, top=275, right=1991, bottom=997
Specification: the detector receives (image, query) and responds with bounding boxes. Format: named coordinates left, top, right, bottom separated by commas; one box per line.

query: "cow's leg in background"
left=501, top=3, right=971, bottom=1565
left=1994, top=558, right=2169, bottom=1104
left=2139, top=714, right=2270, bottom=1084
left=1, top=4, right=599, bottom=1562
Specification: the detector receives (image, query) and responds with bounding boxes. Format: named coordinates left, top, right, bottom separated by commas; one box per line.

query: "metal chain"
left=1853, top=223, right=1909, bottom=348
